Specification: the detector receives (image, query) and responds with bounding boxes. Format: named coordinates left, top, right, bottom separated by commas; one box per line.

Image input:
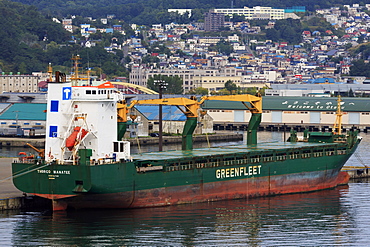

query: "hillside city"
left=2, top=4, right=370, bottom=96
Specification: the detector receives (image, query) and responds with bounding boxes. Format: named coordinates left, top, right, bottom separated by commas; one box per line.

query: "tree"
left=187, top=87, right=209, bottom=95
left=265, top=28, right=280, bottom=41
left=348, top=88, right=355, bottom=97
left=271, top=18, right=303, bottom=44
left=345, top=43, right=353, bottom=50
left=258, top=86, right=269, bottom=96
left=231, top=14, right=245, bottom=22
left=242, top=87, right=258, bottom=95
left=124, top=55, right=131, bottom=64
left=209, top=40, right=233, bottom=55
left=217, top=88, right=231, bottom=95
left=357, top=35, right=365, bottom=44
left=147, top=74, right=183, bottom=94
left=166, top=76, right=184, bottom=94
left=225, top=80, right=237, bottom=94
left=350, top=60, right=370, bottom=77
left=17, top=62, right=27, bottom=74
left=142, top=55, right=159, bottom=65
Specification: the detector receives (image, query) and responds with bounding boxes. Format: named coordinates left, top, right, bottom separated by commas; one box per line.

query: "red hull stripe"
left=49, top=171, right=350, bottom=210
left=32, top=194, right=77, bottom=200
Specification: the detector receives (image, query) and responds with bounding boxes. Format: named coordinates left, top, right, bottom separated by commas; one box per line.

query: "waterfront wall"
left=0, top=138, right=44, bottom=148
left=0, top=196, right=50, bottom=211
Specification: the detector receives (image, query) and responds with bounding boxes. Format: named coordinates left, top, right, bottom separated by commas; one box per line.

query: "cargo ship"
left=11, top=73, right=361, bottom=211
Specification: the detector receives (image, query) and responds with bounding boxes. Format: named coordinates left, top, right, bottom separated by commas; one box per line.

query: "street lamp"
left=153, top=78, right=167, bottom=151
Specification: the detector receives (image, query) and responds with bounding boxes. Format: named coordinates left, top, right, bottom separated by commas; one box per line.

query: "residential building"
left=130, top=66, right=222, bottom=92
left=62, top=19, right=73, bottom=33
left=193, top=75, right=269, bottom=92
left=204, top=10, right=225, bottom=31
left=213, top=6, right=285, bottom=20
left=193, top=76, right=242, bottom=91
left=198, top=37, right=225, bottom=44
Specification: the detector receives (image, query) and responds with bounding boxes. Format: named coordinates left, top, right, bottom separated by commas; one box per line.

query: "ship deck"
left=131, top=141, right=341, bottom=162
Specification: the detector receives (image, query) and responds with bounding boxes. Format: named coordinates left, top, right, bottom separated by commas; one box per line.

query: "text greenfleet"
left=216, top=166, right=262, bottom=179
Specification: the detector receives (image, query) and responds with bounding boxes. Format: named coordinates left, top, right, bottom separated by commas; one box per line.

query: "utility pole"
left=159, top=84, right=163, bottom=152
left=154, top=77, right=167, bottom=151
left=13, top=111, right=19, bottom=126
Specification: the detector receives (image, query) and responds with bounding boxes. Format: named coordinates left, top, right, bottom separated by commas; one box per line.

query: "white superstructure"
left=45, top=81, right=130, bottom=164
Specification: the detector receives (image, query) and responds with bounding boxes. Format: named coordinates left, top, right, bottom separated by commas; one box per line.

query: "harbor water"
left=1, top=131, right=370, bottom=246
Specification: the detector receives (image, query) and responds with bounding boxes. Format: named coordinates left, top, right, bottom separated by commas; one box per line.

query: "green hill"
left=0, top=0, right=128, bottom=78
left=10, top=0, right=362, bottom=25
left=0, top=0, right=70, bottom=73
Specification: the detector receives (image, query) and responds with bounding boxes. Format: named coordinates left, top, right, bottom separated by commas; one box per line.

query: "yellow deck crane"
left=117, top=94, right=262, bottom=150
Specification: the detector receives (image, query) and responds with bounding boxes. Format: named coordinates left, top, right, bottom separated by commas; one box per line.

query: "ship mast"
left=47, top=63, right=53, bottom=82
left=71, top=55, right=81, bottom=86
left=333, top=96, right=342, bottom=135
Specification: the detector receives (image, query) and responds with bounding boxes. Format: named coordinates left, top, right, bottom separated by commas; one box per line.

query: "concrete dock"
left=342, top=166, right=370, bottom=179
left=0, top=158, right=50, bottom=210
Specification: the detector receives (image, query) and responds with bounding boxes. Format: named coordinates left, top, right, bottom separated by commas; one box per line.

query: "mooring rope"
left=11, top=160, right=43, bottom=177
left=354, top=151, right=368, bottom=168
left=0, top=162, right=51, bottom=183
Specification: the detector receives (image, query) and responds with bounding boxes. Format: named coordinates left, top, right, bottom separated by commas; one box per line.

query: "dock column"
left=182, top=117, right=197, bottom=150
left=247, top=113, right=261, bottom=145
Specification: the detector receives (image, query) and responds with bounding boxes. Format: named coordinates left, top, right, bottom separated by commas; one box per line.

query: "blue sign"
left=62, top=87, right=72, bottom=100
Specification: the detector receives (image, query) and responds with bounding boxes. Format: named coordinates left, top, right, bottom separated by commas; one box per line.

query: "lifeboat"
left=18, top=152, right=34, bottom=161
left=66, top=127, right=88, bottom=151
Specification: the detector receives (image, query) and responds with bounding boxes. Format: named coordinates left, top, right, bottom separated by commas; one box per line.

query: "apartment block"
left=214, top=6, right=285, bottom=20
left=130, top=66, right=222, bottom=92
left=204, top=10, right=225, bottom=31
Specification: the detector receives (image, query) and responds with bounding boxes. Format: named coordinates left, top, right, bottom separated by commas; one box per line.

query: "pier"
left=0, top=158, right=50, bottom=210
left=343, top=166, right=370, bottom=179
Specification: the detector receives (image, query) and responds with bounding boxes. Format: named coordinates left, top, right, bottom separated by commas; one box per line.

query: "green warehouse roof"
left=0, top=103, right=46, bottom=120
left=201, top=96, right=370, bottom=112
left=0, top=97, right=367, bottom=122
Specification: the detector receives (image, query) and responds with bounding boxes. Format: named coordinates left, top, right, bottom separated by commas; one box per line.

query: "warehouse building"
left=0, top=93, right=368, bottom=135
left=202, top=96, right=370, bottom=126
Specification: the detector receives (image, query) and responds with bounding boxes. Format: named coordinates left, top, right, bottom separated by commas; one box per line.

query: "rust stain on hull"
left=49, top=171, right=349, bottom=210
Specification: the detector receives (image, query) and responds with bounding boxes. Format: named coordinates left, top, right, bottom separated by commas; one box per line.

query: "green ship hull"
left=12, top=134, right=360, bottom=211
